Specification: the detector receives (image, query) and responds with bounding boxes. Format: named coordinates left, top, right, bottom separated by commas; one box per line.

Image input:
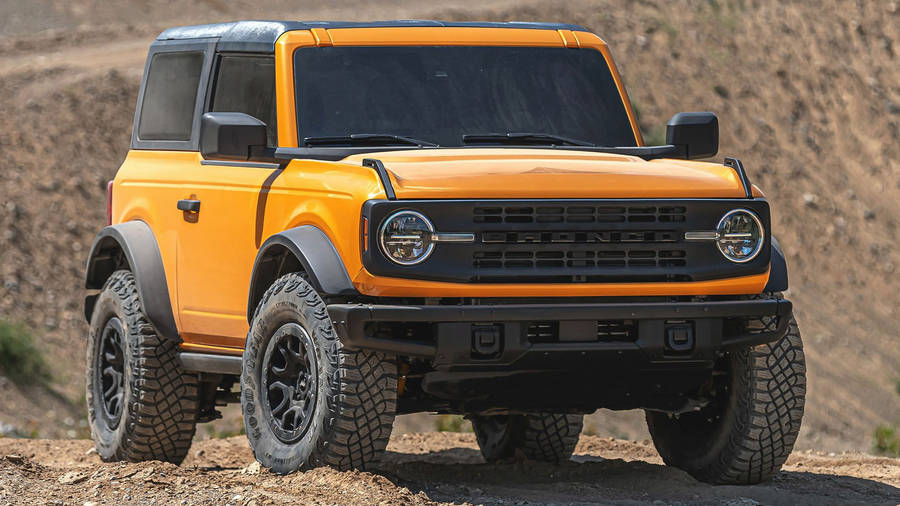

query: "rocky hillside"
left=0, top=0, right=897, bottom=450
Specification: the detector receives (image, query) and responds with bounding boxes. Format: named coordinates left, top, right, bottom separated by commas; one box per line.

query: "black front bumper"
left=328, top=298, right=792, bottom=367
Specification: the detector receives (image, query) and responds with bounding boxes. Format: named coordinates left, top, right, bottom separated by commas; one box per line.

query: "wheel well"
left=248, top=244, right=306, bottom=317
left=85, top=236, right=131, bottom=290
left=247, top=226, right=359, bottom=322
left=84, top=237, right=131, bottom=322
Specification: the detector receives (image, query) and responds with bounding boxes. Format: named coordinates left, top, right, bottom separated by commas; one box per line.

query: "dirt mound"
left=0, top=0, right=898, bottom=451
left=0, top=433, right=897, bottom=505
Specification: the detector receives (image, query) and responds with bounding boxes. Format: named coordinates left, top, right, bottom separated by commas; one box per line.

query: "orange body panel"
left=354, top=270, right=770, bottom=298
left=113, top=26, right=773, bottom=353
left=113, top=150, right=195, bottom=333
left=267, top=155, right=768, bottom=300
left=115, top=151, right=279, bottom=347
left=343, top=149, right=749, bottom=199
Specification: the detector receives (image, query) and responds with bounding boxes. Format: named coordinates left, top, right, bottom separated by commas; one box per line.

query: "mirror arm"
left=248, top=145, right=291, bottom=166
left=668, top=143, right=688, bottom=159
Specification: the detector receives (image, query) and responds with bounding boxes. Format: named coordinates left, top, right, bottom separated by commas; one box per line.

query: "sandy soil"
left=0, top=433, right=897, bottom=505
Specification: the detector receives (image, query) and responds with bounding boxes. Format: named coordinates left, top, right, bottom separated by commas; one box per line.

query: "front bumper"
left=328, top=298, right=792, bottom=366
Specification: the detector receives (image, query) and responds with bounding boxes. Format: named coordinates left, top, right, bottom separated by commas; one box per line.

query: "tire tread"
left=87, top=270, right=197, bottom=464
left=646, top=299, right=806, bottom=485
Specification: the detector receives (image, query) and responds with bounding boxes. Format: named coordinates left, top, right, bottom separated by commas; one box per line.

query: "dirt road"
left=0, top=433, right=897, bottom=505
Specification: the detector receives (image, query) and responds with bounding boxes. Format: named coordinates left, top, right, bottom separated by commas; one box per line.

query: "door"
left=175, top=54, right=279, bottom=351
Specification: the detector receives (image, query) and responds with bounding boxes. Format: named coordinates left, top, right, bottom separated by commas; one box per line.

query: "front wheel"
left=241, top=273, right=397, bottom=474
left=646, top=316, right=806, bottom=485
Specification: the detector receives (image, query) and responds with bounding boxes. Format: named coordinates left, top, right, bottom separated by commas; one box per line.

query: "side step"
left=178, top=352, right=242, bottom=375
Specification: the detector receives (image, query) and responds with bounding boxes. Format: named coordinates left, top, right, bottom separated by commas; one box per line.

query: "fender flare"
left=763, top=236, right=789, bottom=293
left=247, top=225, right=358, bottom=322
left=84, top=221, right=180, bottom=342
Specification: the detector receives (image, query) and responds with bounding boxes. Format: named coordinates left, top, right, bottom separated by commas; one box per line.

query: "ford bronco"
left=83, top=20, right=805, bottom=484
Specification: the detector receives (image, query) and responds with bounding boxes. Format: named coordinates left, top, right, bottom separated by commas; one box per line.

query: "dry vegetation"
left=0, top=0, right=897, bottom=457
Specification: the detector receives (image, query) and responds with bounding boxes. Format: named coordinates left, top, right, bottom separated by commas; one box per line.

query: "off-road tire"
left=241, top=272, right=397, bottom=474
left=472, top=413, right=583, bottom=462
left=85, top=270, right=198, bottom=464
left=645, top=310, right=806, bottom=485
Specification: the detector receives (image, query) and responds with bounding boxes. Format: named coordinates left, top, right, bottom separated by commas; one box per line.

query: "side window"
left=210, top=55, right=277, bottom=146
left=138, top=51, right=204, bottom=141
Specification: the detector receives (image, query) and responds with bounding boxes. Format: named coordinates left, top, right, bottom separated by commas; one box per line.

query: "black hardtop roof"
left=155, top=20, right=590, bottom=53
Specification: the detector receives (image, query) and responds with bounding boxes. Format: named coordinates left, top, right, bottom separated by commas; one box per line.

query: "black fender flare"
left=764, top=236, right=789, bottom=293
left=84, top=221, right=180, bottom=342
left=247, top=225, right=358, bottom=322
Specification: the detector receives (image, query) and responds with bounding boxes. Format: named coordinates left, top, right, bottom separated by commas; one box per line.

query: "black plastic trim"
left=200, top=160, right=281, bottom=169
left=84, top=221, right=180, bottom=342
left=327, top=298, right=793, bottom=358
left=362, top=158, right=396, bottom=200
left=247, top=225, right=358, bottom=321
left=666, top=112, right=719, bottom=160
left=178, top=352, right=242, bottom=375
left=176, top=199, right=201, bottom=213
left=724, top=157, right=753, bottom=199
left=362, top=199, right=772, bottom=284
left=199, top=112, right=267, bottom=160
left=764, top=236, right=789, bottom=292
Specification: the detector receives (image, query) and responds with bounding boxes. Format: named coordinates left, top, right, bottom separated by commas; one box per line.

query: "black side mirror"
left=666, top=112, right=718, bottom=159
left=200, top=112, right=267, bottom=161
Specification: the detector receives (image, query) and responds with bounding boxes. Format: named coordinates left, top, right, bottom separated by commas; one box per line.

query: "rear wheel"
left=645, top=314, right=806, bottom=484
left=241, top=273, right=397, bottom=474
left=85, top=270, right=198, bottom=464
left=472, top=413, right=583, bottom=462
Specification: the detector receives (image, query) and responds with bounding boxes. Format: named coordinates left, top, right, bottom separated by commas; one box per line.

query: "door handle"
left=177, top=199, right=201, bottom=213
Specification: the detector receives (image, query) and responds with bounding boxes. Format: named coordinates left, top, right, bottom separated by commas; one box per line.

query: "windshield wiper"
left=461, top=132, right=595, bottom=147
left=303, top=133, right=438, bottom=147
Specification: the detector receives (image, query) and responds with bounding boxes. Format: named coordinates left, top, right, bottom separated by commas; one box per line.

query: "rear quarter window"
left=138, top=51, right=204, bottom=141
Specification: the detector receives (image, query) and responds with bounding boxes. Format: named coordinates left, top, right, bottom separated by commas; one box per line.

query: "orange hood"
left=346, top=148, right=750, bottom=199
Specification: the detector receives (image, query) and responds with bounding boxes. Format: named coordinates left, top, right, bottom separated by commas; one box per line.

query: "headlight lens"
left=378, top=211, right=435, bottom=265
left=716, top=209, right=764, bottom=263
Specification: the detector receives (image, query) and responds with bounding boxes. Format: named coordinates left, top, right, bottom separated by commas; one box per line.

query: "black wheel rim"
left=261, top=322, right=318, bottom=443
left=97, top=317, right=125, bottom=428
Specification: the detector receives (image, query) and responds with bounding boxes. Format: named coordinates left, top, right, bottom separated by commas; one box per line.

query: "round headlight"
left=378, top=211, right=435, bottom=265
left=716, top=209, right=764, bottom=263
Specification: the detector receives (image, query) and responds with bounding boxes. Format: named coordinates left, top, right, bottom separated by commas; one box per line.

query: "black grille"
left=597, top=320, right=637, bottom=341
left=526, top=321, right=558, bottom=342
left=474, top=205, right=686, bottom=224
left=526, top=320, right=637, bottom=343
left=481, top=230, right=679, bottom=244
left=362, top=199, right=772, bottom=284
left=474, top=249, right=687, bottom=269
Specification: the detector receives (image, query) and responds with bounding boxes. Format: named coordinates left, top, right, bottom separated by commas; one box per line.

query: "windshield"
left=294, top=46, right=637, bottom=147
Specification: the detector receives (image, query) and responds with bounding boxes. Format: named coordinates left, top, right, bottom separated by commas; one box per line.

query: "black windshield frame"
left=293, top=46, right=637, bottom=148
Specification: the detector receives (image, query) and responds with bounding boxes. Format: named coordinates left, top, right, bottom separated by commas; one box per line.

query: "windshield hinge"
left=362, top=158, right=397, bottom=200
left=724, top=157, right=753, bottom=199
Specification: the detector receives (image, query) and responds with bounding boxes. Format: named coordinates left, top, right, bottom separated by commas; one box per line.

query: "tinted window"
left=294, top=46, right=636, bottom=147
left=138, top=51, right=204, bottom=141
left=211, top=55, right=277, bottom=146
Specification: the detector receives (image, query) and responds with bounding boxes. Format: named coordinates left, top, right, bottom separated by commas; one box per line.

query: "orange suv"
left=83, top=20, right=805, bottom=483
